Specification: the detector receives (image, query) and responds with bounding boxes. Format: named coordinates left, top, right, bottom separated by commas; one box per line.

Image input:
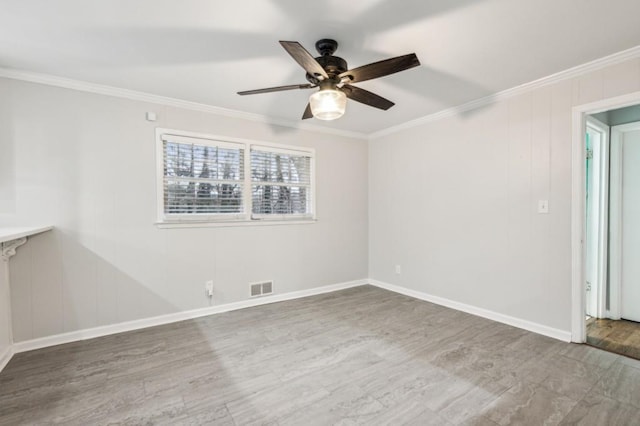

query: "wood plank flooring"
left=587, top=318, right=640, bottom=360
left=1, top=285, right=640, bottom=425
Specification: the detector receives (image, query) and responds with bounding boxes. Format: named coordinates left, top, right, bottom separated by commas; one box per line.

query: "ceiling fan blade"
left=237, top=84, right=314, bottom=95
left=342, top=86, right=395, bottom=110
left=279, top=41, right=328, bottom=79
left=302, top=103, right=313, bottom=120
left=339, top=53, right=420, bottom=84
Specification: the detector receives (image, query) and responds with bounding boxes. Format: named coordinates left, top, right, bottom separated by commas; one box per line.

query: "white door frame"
left=585, top=116, right=609, bottom=319
left=571, top=90, right=640, bottom=343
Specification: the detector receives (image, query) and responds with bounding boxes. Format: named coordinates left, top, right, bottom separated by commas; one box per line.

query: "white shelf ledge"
left=0, top=226, right=53, bottom=261
left=0, top=226, right=53, bottom=244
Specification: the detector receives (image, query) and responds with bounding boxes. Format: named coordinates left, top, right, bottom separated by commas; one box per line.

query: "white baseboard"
left=12, top=279, right=368, bottom=354
left=4, top=276, right=572, bottom=368
left=0, top=345, right=13, bottom=372
left=369, top=280, right=572, bottom=342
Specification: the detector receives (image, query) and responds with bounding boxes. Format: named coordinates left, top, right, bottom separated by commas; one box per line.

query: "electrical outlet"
left=538, top=200, right=549, bottom=214
left=205, top=280, right=214, bottom=297
left=395, top=265, right=402, bottom=275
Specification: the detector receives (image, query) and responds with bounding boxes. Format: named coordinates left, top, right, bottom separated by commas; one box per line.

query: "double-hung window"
left=157, top=129, right=315, bottom=225
left=251, top=146, right=313, bottom=220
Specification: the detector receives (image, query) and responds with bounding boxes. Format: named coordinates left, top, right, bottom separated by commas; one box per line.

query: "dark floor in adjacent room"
left=587, top=317, right=640, bottom=361
left=1, top=285, right=640, bottom=425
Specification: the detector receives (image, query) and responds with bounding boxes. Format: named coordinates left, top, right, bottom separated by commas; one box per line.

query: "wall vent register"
left=250, top=281, right=274, bottom=297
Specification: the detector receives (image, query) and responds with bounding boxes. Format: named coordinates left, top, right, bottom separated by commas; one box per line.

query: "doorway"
left=575, top=100, right=640, bottom=359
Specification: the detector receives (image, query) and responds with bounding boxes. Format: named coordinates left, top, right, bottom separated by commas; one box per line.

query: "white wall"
left=592, top=104, right=640, bottom=126
left=3, top=54, right=640, bottom=346
left=0, top=77, right=369, bottom=342
left=369, top=58, right=640, bottom=334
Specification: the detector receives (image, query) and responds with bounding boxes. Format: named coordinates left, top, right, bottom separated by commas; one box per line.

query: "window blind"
left=251, top=147, right=313, bottom=218
left=162, top=135, right=245, bottom=219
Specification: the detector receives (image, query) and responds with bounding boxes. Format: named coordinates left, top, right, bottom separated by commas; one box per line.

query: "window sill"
left=155, top=219, right=317, bottom=229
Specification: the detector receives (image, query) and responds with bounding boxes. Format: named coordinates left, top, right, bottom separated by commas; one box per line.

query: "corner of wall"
left=0, top=345, right=13, bottom=373
left=369, top=280, right=572, bottom=342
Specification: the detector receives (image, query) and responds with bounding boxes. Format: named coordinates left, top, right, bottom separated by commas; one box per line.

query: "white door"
left=612, top=123, right=640, bottom=322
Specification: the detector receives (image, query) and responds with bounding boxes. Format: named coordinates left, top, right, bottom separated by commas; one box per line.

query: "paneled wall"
left=369, top=57, right=640, bottom=333
left=0, top=78, right=369, bottom=342
left=3, top=53, right=640, bottom=345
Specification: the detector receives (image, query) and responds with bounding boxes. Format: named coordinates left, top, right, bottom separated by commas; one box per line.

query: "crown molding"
left=369, top=44, right=640, bottom=139
left=3, top=44, right=640, bottom=142
left=0, top=68, right=367, bottom=141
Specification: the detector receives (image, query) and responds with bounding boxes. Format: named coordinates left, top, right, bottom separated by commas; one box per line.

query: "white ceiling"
left=2, top=0, right=640, bottom=135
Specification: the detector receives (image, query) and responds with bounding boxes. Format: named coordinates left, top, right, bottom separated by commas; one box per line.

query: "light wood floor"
left=1, top=286, right=640, bottom=425
left=587, top=318, right=640, bottom=360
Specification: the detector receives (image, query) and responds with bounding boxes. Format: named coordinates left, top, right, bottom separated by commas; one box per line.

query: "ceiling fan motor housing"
left=306, top=55, right=348, bottom=84
left=304, top=38, right=348, bottom=84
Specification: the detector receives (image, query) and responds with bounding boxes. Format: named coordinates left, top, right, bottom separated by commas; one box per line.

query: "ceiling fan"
left=238, top=39, right=421, bottom=121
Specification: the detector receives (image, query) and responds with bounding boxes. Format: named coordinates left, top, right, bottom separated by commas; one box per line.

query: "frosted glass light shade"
left=309, top=89, right=346, bottom=120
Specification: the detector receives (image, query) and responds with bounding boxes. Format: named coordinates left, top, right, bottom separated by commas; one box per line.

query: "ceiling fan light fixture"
left=238, top=39, right=420, bottom=121
left=309, top=88, right=346, bottom=120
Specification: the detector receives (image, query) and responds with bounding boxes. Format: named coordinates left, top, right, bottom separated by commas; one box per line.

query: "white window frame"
left=250, top=144, right=315, bottom=222
left=156, top=128, right=316, bottom=228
